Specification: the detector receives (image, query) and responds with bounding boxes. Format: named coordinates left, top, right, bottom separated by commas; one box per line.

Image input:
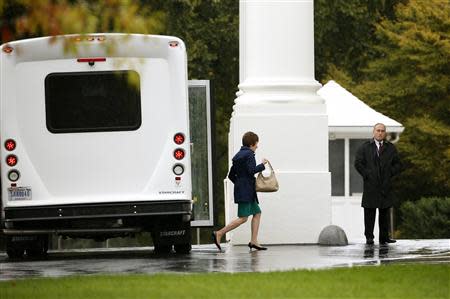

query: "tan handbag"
left=255, top=161, right=279, bottom=192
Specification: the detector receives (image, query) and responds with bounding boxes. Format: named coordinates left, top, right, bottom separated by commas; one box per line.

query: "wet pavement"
left=0, top=239, right=449, bottom=281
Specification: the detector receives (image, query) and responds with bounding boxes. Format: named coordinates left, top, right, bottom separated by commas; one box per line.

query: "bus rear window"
left=45, top=71, right=141, bottom=133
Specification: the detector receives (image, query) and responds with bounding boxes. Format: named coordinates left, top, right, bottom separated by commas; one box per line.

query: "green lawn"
left=1, top=264, right=448, bottom=299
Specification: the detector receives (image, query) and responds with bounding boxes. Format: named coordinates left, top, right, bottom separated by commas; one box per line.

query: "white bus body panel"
left=0, top=34, right=191, bottom=210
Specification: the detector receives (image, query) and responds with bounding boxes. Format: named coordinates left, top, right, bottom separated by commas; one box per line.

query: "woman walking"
left=212, top=131, right=268, bottom=251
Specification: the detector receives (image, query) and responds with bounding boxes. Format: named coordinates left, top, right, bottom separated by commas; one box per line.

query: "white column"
left=226, top=0, right=331, bottom=244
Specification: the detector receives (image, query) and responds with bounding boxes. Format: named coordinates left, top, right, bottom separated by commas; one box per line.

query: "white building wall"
left=331, top=197, right=380, bottom=241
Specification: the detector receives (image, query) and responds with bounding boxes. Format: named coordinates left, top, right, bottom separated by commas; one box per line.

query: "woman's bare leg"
left=250, top=213, right=261, bottom=245
left=215, top=217, right=248, bottom=243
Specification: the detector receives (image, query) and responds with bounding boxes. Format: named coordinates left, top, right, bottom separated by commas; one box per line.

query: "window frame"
left=329, top=139, right=345, bottom=196
left=329, top=136, right=367, bottom=198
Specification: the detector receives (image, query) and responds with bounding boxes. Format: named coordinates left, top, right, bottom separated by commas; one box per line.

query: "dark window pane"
left=45, top=71, right=141, bottom=133
left=350, top=139, right=367, bottom=195
left=329, top=139, right=344, bottom=196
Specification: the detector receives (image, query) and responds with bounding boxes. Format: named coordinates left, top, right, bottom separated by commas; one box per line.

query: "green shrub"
left=399, top=197, right=450, bottom=238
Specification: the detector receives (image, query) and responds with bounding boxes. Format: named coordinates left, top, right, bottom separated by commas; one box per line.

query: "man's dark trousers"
left=364, top=208, right=390, bottom=241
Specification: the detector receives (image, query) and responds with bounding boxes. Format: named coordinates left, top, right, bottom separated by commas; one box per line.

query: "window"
left=350, top=139, right=366, bottom=195
left=329, top=139, right=345, bottom=196
left=45, top=71, right=141, bottom=133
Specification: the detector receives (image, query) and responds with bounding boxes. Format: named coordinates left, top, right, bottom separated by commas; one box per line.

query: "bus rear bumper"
left=2, top=227, right=142, bottom=235
left=2, top=200, right=192, bottom=230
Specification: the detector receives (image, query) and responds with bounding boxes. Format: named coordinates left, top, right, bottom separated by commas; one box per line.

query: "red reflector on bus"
left=174, top=133, right=185, bottom=145
left=77, top=58, right=106, bottom=63
left=5, top=139, right=16, bottom=151
left=2, top=45, right=13, bottom=54
left=174, top=149, right=185, bottom=160
left=6, top=155, right=18, bottom=166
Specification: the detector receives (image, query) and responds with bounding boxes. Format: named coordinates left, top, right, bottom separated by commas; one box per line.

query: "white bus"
left=0, top=34, right=193, bottom=258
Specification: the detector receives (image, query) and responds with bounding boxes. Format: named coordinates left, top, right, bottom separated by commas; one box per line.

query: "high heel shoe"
left=212, top=231, right=222, bottom=252
left=248, top=242, right=267, bottom=251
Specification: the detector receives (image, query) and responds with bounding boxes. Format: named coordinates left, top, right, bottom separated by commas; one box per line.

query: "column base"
left=226, top=171, right=331, bottom=245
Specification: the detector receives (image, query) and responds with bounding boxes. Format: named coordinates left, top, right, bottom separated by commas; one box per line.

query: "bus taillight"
left=5, top=139, right=16, bottom=151
left=174, top=149, right=185, bottom=160
left=174, top=133, right=185, bottom=145
left=6, top=155, right=18, bottom=167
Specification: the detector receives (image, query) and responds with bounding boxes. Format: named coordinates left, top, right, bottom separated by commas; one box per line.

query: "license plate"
left=8, top=187, right=32, bottom=201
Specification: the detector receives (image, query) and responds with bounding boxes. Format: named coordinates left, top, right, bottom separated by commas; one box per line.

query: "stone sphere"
left=318, top=225, right=348, bottom=246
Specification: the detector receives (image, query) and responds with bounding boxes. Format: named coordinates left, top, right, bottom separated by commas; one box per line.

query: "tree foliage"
left=0, top=0, right=165, bottom=44
left=399, top=197, right=450, bottom=238
left=314, top=0, right=406, bottom=81
left=349, top=0, right=450, bottom=200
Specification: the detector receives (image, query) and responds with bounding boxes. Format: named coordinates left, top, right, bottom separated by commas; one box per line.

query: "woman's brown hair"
left=242, top=131, right=259, bottom=147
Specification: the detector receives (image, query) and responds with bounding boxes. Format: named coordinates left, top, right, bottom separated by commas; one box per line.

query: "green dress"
left=237, top=201, right=261, bottom=217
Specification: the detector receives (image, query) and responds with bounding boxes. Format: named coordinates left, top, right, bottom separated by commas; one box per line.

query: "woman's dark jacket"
left=354, top=139, right=403, bottom=209
left=228, top=146, right=265, bottom=203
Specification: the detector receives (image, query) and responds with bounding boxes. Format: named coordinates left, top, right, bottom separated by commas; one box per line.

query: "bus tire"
left=6, top=236, right=25, bottom=259
left=174, top=243, right=191, bottom=254
left=25, top=235, right=49, bottom=258
left=154, top=244, right=172, bottom=254
left=26, top=248, right=46, bottom=258
left=6, top=247, right=25, bottom=259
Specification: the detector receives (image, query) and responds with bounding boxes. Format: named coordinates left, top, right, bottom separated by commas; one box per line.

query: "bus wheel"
left=6, top=237, right=25, bottom=259
left=26, top=235, right=49, bottom=258
left=153, top=244, right=172, bottom=254
left=174, top=243, right=191, bottom=254
left=6, top=247, right=25, bottom=259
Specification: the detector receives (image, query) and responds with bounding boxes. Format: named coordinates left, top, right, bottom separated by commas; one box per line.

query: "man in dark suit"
left=354, top=123, right=403, bottom=245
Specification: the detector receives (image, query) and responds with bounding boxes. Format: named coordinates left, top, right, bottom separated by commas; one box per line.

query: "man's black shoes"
left=366, top=238, right=396, bottom=245
left=380, top=238, right=396, bottom=245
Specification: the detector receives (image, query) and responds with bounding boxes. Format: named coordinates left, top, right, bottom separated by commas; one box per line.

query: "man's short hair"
left=242, top=131, right=259, bottom=147
left=373, top=123, right=386, bottom=130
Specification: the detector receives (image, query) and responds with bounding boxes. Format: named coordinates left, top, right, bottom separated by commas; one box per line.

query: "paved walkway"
left=0, top=239, right=448, bottom=281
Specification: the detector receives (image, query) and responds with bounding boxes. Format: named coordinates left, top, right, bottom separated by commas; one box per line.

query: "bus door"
left=188, top=80, right=214, bottom=228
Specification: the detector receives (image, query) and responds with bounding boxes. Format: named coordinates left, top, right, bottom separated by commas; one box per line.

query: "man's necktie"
left=377, top=142, right=383, bottom=156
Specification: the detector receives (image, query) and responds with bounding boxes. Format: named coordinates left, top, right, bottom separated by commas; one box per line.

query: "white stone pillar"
left=226, top=0, right=331, bottom=244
